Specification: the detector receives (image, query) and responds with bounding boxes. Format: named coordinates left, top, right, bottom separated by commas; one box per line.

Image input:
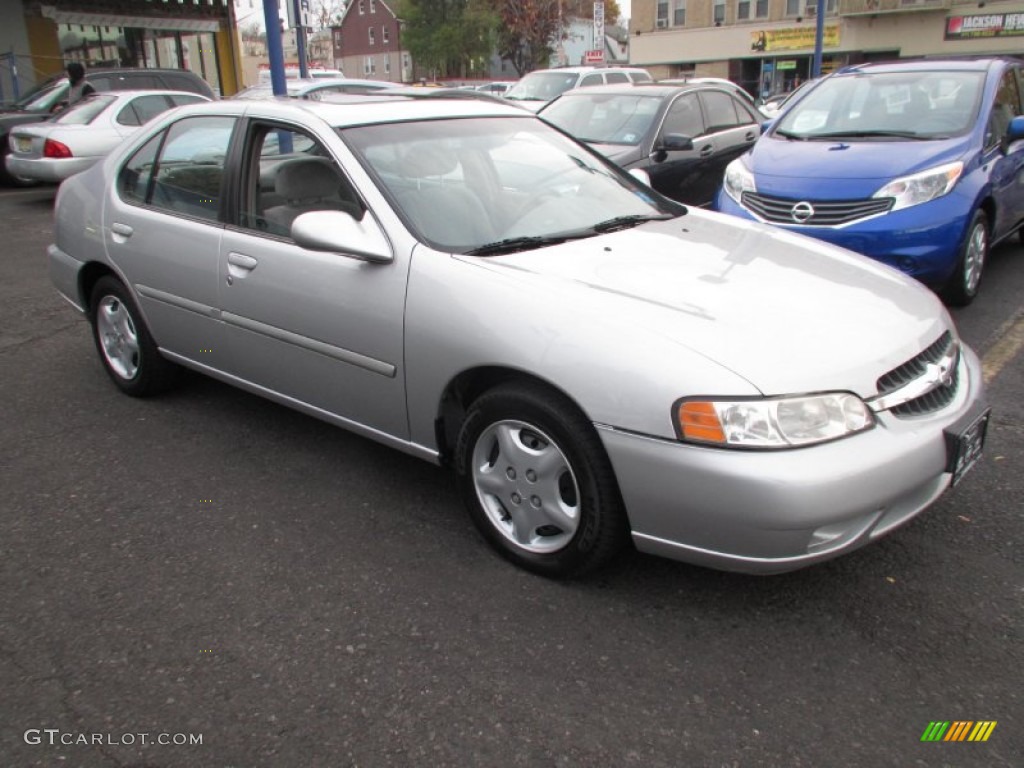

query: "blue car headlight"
left=872, top=161, right=963, bottom=212
left=723, top=159, right=756, bottom=203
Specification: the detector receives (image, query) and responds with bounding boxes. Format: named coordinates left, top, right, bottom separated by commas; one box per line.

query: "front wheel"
left=941, top=209, right=988, bottom=306
left=89, top=276, right=178, bottom=396
left=454, top=383, right=627, bottom=578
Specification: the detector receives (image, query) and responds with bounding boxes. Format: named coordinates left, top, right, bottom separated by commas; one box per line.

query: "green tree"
left=399, top=0, right=498, bottom=79
left=496, top=0, right=565, bottom=76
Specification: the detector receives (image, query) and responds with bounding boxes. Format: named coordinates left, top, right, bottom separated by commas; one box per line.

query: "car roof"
left=171, top=96, right=530, bottom=128
left=836, top=58, right=1009, bottom=75
left=550, top=82, right=736, bottom=98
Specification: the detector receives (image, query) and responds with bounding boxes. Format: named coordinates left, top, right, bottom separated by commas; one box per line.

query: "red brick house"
left=331, top=0, right=410, bottom=83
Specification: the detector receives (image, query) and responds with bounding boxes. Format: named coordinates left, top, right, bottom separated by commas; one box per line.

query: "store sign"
left=584, top=49, right=605, bottom=64
left=945, top=13, right=1024, bottom=40
left=750, top=25, right=840, bottom=52
left=594, top=2, right=605, bottom=47
left=777, top=60, right=797, bottom=70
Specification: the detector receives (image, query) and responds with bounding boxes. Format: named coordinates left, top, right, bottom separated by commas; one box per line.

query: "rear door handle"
left=745, top=131, right=757, bottom=142
left=110, top=222, right=133, bottom=241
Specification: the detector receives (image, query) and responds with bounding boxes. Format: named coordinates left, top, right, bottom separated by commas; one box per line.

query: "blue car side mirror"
left=1002, top=115, right=1024, bottom=154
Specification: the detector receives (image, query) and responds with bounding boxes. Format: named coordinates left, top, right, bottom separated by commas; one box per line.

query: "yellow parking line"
left=982, top=309, right=1024, bottom=385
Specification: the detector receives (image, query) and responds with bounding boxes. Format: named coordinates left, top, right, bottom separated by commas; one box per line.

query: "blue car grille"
left=741, top=192, right=893, bottom=226
left=877, top=331, right=960, bottom=417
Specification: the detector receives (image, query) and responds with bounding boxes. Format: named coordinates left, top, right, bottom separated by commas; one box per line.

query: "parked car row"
left=9, top=59, right=1023, bottom=310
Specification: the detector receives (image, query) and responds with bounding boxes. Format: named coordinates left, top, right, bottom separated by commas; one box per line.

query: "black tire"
left=454, top=382, right=628, bottom=578
left=0, top=142, right=41, bottom=188
left=941, top=209, right=988, bottom=307
left=89, top=276, right=178, bottom=396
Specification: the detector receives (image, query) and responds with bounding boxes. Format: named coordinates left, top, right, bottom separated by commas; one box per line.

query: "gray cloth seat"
left=263, top=157, right=361, bottom=235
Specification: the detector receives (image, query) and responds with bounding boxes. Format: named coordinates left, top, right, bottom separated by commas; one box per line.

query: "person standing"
left=65, top=62, right=96, bottom=106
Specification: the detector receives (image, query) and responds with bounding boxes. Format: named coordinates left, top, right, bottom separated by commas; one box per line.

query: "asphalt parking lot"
left=1, top=185, right=1021, bottom=767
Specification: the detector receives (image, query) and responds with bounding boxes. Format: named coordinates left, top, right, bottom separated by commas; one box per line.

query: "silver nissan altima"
left=48, top=97, right=989, bottom=577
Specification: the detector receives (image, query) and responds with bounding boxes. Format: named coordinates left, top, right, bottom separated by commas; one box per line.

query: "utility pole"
left=262, top=0, right=287, bottom=96
left=812, top=0, right=825, bottom=78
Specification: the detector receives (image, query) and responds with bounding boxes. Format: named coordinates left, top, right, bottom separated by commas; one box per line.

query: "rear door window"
left=605, top=72, right=630, bottom=84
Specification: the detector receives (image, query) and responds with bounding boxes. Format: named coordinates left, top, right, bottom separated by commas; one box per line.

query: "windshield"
left=505, top=72, right=580, bottom=102
left=342, top=116, right=679, bottom=252
left=774, top=70, right=985, bottom=140
left=542, top=93, right=662, bottom=145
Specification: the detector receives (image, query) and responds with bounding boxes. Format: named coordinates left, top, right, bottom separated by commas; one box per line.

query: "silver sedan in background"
left=6, top=90, right=209, bottom=183
left=48, top=98, right=988, bottom=578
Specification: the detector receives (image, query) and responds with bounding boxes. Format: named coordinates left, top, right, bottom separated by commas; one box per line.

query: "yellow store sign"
left=750, top=25, right=840, bottom=52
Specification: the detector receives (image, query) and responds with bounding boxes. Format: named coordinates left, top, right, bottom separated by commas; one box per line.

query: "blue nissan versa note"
left=716, top=58, right=1024, bottom=305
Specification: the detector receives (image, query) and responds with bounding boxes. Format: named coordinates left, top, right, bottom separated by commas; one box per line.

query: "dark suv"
left=1, top=67, right=215, bottom=186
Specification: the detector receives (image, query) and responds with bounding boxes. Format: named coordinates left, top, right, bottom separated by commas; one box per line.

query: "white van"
left=503, top=66, right=652, bottom=111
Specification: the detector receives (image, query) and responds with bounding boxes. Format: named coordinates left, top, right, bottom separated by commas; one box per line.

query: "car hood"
left=749, top=134, right=971, bottom=198
left=468, top=209, right=948, bottom=397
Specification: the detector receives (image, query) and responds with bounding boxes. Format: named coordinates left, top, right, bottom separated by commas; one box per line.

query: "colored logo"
left=921, top=721, right=997, bottom=742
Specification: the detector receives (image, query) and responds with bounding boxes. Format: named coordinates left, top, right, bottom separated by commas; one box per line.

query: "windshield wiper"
left=466, top=235, right=577, bottom=256
left=808, top=130, right=928, bottom=140
left=591, top=214, right=675, bottom=233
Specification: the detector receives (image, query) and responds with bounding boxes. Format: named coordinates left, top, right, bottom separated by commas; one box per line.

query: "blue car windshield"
left=774, top=70, right=986, bottom=140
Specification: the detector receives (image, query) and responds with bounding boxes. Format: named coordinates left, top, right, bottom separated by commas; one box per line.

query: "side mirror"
left=655, top=133, right=693, bottom=152
left=291, top=210, right=393, bottom=264
left=1002, top=115, right=1024, bottom=154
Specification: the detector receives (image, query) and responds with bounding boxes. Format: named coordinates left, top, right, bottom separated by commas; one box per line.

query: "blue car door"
left=987, top=66, right=1024, bottom=239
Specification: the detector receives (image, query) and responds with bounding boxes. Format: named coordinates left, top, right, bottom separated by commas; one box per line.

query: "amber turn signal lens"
left=678, top=401, right=726, bottom=444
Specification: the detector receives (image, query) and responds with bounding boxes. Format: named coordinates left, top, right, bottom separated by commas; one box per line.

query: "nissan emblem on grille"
left=791, top=201, right=815, bottom=224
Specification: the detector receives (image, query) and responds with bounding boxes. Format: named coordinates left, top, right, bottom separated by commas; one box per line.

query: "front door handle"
left=227, top=252, right=259, bottom=270
left=226, top=251, right=259, bottom=283
left=745, top=131, right=757, bottom=142
left=699, top=145, right=714, bottom=158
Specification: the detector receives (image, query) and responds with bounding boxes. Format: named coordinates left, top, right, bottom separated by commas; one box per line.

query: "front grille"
left=741, top=192, right=893, bottom=226
left=876, top=332, right=960, bottom=418
left=890, top=366, right=960, bottom=417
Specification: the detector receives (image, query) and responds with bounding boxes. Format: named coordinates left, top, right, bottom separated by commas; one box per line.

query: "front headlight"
left=723, top=158, right=756, bottom=203
left=674, top=393, right=874, bottom=449
left=872, top=161, right=963, bottom=212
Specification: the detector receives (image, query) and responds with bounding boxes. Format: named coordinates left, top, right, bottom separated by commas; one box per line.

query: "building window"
left=673, top=0, right=686, bottom=25
left=739, top=0, right=768, bottom=19
left=383, top=26, right=390, bottom=44
left=714, top=0, right=726, bottom=24
left=786, top=0, right=800, bottom=14
left=737, top=0, right=750, bottom=20
left=369, top=28, right=375, bottom=45
left=756, top=0, right=769, bottom=16
left=370, top=0, right=377, bottom=12
left=656, top=1, right=669, bottom=27
left=384, top=56, right=390, bottom=75
left=364, top=56, right=376, bottom=75
left=358, top=0, right=364, bottom=14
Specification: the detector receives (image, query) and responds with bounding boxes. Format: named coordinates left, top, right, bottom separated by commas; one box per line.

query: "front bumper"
left=6, top=155, right=97, bottom=183
left=599, top=345, right=986, bottom=574
left=715, top=190, right=970, bottom=287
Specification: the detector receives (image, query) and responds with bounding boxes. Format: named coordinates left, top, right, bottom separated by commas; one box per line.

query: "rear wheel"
left=89, top=276, right=178, bottom=396
left=454, top=382, right=627, bottom=578
left=941, top=209, right=988, bottom=306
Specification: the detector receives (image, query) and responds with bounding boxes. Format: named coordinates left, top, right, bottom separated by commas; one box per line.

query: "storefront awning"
left=40, top=5, right=222, bottom=32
